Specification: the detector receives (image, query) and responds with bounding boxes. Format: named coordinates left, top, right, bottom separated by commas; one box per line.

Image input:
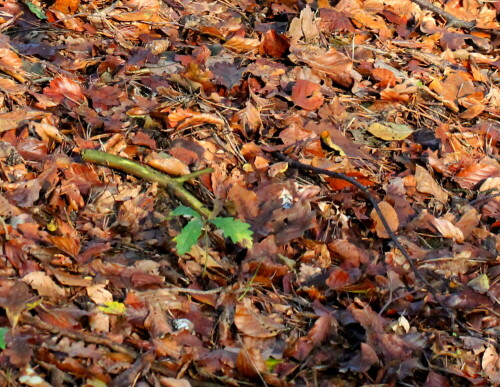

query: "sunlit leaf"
left=25, top=1, right=47, bottom=19
left=210, top=217, right=253, bottom=248
left=170, top=205, right=202, bottom=220
left=98, top=301, right=127, bottom=315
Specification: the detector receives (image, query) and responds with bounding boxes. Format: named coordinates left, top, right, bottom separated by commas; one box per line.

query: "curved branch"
left=81, top=150, right=213, bottom=218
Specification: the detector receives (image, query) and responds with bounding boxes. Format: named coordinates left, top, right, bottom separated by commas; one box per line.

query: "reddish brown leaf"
left=325, top=267, right=351, bottom=290
left=43, top=77, right=86, bottom=109
left=234, top=299, right=285, bottom=338
left=261, top=30, right=289, bottom=58
left=291, top=80, right=324, bottom=111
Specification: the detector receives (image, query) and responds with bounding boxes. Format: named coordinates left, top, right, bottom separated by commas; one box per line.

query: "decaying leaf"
left=22, top=272, right=66, bottom=299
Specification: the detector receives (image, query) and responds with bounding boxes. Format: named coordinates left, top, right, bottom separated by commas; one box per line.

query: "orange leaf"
left=370, top=201, right=399, bottom=239
left=291, top=80, right=324, bottom=111
left=51, top=0, right=79, bottom=14
left=371, top=68, right=398, bottom=88
left=224, top=36, right=260, bottom=52
left=326, top=172, right=375, bottom=190
left=145, top=152, right=190, bottom=176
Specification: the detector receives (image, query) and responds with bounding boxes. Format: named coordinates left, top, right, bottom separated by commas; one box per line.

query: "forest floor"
left=0, top=0, right=499, bottom=385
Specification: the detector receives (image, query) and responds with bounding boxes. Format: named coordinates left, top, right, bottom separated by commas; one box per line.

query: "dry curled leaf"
left=415, top=165, right=449, bottom=203
left=145, top=152, right=190, bottom=176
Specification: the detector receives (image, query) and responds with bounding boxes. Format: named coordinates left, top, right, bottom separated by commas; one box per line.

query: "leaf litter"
left=0, top=0, right=499, bottom=385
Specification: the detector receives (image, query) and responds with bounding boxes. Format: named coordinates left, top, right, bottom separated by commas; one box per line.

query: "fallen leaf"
left=224, top=36, right=260, bottom=52
left=367, top=122, right=414, bottom=141
left=234, top=299, right=284, bottom=338
left=415, top=165, right=449, bottom=203
left=145, top=152, right=190, bottom=176
left=291, top=80, right=324, bottom=111
left=22, top=271, right=66, bottom=299
left=431, top=218, right=465, bottom=243
left=370, top=201, right=399, bottom=239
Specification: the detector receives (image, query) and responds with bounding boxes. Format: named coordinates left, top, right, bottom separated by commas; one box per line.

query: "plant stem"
left=81, top=150, right=213, bottom=218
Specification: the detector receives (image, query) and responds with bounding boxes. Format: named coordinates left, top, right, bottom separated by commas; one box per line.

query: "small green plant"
left=169, top=206, right=253, bottom=255
left=0, top=327, right=8, bottom=350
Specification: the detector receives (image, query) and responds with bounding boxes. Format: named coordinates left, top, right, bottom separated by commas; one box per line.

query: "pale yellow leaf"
left=367, top=122, right=414, bottom=141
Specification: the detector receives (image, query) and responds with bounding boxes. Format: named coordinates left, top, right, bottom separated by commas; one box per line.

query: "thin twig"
left=274, top=152, right=499, bottom=346
left=410, top=0, right=476, bottom=29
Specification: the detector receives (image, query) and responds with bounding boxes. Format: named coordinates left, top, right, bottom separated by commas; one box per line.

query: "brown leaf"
left=291, top=80, right=324, bottom=111
left=236, top=346, right=267, bottom=379
left=224, top=36, right=260, bottom=52
left=307, top=314, right=333, bottom=345
left=160, top=378, right=192, bottom=387
left=234, top=299, right=284, bottom=338
left=431, top=218, right=465, bottom=243
left=288, top=5, right=320, bottom=42
left=370, top=201, right=399, bottom=239
left=415, top=165, right=449, bottom=203
left=22, top=271, right=66, bottom=299
left=261, top=30, right=289, bottom=58
left=455, top=209, right=480, bottom=239
left=423, top=371, right=451, bottom=387
left=295, top=47, right=354, bottom=88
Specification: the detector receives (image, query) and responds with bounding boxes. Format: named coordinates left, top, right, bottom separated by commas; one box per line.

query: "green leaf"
left=265, top=357, right=283, bottom=372
left=174, top=218, right=203, bottom=255
left=210, top=217, right=253, bottom=248
left=169, top=205, right=202, bottom=220
left=0, top=327, right=9, bottom=350
left=24, top=1, right=47, bottom=19
left=98, top=301, right=126, bottom=315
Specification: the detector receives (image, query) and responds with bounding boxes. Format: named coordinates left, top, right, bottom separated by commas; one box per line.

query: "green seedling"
left=169, top=206, right=253, bottom=255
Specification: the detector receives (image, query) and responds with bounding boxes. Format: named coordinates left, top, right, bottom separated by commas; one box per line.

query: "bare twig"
left=274, top=152, right=499, bottom=346
left=410, top=0, right=476, bottom=29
